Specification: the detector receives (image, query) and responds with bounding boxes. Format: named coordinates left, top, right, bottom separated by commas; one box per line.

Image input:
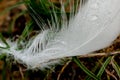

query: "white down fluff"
left=0, top=0, right=120, bottom=69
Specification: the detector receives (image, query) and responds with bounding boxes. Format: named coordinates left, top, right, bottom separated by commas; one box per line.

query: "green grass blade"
left=8, top=10, right=27, bottom=36
left=97, top=56, right=112, bottom=79
left=85, top=57, right=104, bottom=80
left=0, top=54, right=6, bottom=60
left=18, top=21, right=33, bottom=44
left=0, top=1, right=26, bottom=15
left=111, top=57, right=120, bottom=78
left=0, top=33, right=9, bottom=48
left=73, top=57, right=98, bottom=80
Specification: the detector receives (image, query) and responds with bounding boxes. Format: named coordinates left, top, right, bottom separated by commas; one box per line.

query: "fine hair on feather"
left=0, top=0, right=120, bottom=69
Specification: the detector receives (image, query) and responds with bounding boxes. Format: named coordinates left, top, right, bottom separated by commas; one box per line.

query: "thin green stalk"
left=0, top=1, right=26, bottom=15
left=2, top=56, right=7, bottom=80
left=86, top=57, right=104, bottom=80
left=0, top=33, right=9, bottom=48
left=73, top=57, right=98, bottom=80
left=9, top=10, right=27, bottom=36
left=111, top=56, right=120, bottom=78
left=17, top=21, right=33, bottom=44
left=97, top=56, right=112, bottom=79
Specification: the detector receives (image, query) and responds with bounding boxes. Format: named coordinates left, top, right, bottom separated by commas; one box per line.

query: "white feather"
left=0, top=0, right=120, bottom=69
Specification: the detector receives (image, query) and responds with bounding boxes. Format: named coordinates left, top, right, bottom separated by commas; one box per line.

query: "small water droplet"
left=91, top=15, right=98, bottom=21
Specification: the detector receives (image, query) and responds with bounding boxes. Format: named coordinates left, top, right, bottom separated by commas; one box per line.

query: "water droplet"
left=91, top=15, right=98, bottom=21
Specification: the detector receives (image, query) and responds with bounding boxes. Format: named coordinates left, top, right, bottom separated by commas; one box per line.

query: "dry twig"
left=78, top=51, right=120, bottom=58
